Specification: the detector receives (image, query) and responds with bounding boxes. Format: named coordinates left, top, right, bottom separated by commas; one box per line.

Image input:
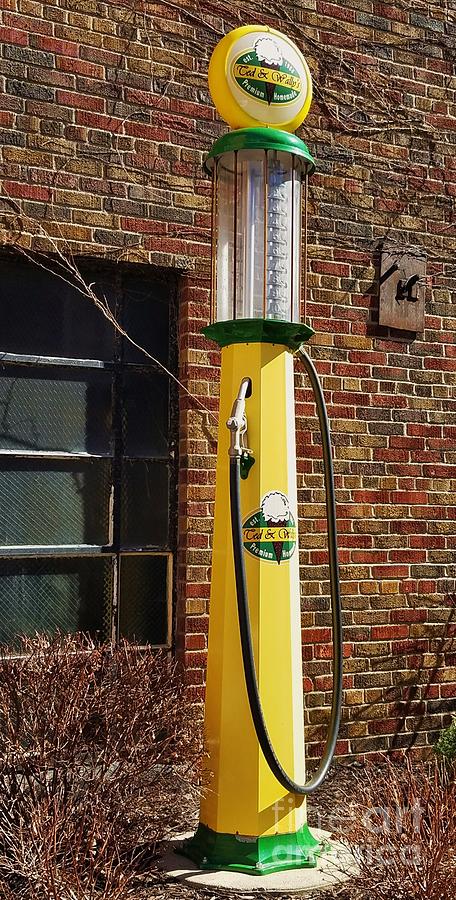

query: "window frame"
left=0, top=257, right=178, bottom=648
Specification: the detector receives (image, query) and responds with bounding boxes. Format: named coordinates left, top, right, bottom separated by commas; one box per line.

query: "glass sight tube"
left=266, top=152, right=292, bottom=321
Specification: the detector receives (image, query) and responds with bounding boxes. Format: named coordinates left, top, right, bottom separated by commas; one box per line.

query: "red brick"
left=312, top=261, right=350, bottom=276
left=185, top=634, right=206, bottom=651
left=33, top=35, right=79, bottom=57
left=124, top=120, right=171, bottom=142
left=186, top=616, right=209, bottom=634
left=120, top=217, right=164, bottom=234
left=389, top=550, right=426, bottom=564
left=371, top=625, right=409, bottom=641
left=169, top=98, right=214, bottom=121
left=3, top=181, right=51, bottom=201
left=352, top=551, right=388, bottom=564
left=0, top=25, right=28, bottom=45
left=183, top=651, right=207, bottom=668
left=318, top=1, right=355, bottom=21
left=314, top=643, right=354, bottom=659
left=369, top=719, right=401, bottom=735
left=391, top=610, right=427, bottom=624
left=441, top=684, right=456, bottom=698
left=75, top=111, right=122, bottom=131
left=302, top=628, right=332, bottom=643
left=4, top=13, right=53, bottom=35
left=0, top=110, right=14, bottom=127
left=321, top=29, right=356, bottom=49
left=56, top=91, right=105, bottom=112
left=424, top=357, right=456, bottom=371
left=417, top=581, right=438, bottom=594
left=429, top=115, right=456, bottom=131
left=375, top=2, right=406, bottom=22
left=353, top=490, right=390, bottom=503
left=410, top=536, right=445, bottom=549
left=57, top=56, right=105, bottom=79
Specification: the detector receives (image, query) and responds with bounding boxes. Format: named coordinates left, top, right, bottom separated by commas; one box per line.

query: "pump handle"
left=227, top=377, right=252, bottom=458
left=229, top=348, right=343, bottom=795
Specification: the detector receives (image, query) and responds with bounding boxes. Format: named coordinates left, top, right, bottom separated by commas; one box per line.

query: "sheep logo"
left=242, top=491, right=297, bottom=564
left=231, top=36, right=302, bottom=107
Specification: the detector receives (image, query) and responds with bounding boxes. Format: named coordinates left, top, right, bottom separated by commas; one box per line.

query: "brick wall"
left=0, top=0, right=455, bottom=760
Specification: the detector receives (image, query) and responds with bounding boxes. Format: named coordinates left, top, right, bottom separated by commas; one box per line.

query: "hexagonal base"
left=180, top=822, right=327, bottom=875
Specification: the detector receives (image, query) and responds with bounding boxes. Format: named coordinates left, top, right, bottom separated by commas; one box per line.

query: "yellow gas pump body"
left=181, top=338, right=325, bottom=873
left=202, top=340, right=305, bottom=837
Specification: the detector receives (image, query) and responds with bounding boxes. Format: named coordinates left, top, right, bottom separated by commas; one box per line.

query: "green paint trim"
left=203, top=318, right=314, bottom=350
left=204, top=127, right=315, bottom=174
left=180, top=822, right=328, bottom=875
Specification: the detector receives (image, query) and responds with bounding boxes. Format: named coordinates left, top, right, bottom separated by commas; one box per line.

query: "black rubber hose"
left=230, top=347, right=343, bottom=794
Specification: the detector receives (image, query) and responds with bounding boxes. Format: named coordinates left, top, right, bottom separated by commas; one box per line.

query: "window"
left=0, top=257, right=177, bottom=647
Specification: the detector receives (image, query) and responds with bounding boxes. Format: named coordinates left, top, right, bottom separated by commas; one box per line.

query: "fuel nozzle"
left=226, top=377, right=255, bottom=479
left=227, top=377, right=252, bottom=458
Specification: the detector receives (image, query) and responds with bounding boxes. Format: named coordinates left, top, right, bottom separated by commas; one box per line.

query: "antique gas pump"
left=183, top=25, right=343, bottom=875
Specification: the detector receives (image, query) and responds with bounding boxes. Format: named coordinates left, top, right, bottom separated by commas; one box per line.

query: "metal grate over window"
left=118, top=554, right=171, bottom=646
left=0, top=459, right=112, bottom=547
left=0, top=257, right=177, bottom=647
left=0, top=556, right=113, bottom=647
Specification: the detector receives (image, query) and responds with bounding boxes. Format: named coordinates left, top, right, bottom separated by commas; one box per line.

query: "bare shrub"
left=0, top=633, right=202, bottom=900
left=336, top=756, right=456, bottom=900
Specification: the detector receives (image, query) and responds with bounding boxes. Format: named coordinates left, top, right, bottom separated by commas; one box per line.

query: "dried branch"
left=334, top=756, right=456, bottom=900
left=0, top=633, right=203, bottom=900
left=0, top=197, right=217, bottom=425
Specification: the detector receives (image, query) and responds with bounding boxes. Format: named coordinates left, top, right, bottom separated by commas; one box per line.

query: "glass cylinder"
left=210, top=147, right=309, bottom=324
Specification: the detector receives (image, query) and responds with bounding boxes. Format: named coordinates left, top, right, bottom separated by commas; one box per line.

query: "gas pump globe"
left=206, top=130, right=314, bottom=325
left=183, top=24, right=343, bottom=879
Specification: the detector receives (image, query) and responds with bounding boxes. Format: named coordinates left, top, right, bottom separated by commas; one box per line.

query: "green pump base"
left=180, top=822, right=329, bottom=875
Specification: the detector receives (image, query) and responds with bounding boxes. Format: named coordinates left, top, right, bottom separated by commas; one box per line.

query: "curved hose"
left=230, top=346, right=343, bottom=794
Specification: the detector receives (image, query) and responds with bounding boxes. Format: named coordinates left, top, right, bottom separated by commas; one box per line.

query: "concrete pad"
left=160, top=830, right=357, bottom=893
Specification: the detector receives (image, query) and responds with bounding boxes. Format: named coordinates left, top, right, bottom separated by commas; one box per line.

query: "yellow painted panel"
left=200, top=342, right=307, bottom=838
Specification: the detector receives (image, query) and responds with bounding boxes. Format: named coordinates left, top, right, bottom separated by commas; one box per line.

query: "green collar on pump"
left=204, top=127, right=315, bottom=174
left=203, top=318, right=314, bottom=350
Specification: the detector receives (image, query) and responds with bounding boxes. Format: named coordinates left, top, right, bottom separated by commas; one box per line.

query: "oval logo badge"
left=232, top=36, right=302, bottom=108
left=243, top=491, right=297, bottom=565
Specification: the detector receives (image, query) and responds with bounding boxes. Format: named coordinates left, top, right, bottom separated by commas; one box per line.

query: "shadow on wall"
left=353, top=597, right=456, bottom=755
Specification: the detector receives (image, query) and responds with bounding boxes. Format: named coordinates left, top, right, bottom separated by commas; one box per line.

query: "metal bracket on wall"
left=379, top=247, right=426, bottom=332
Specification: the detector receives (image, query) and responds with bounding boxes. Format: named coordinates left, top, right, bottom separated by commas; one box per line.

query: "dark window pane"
left=122, top=273, right=170, bottom=366
left=0, top=459, right=111, bottom=546
left=0, top=366, right=112, bottom=454
left=121, top=460, right=169, bottom=548
left=119, top=554, right=169, bottom=645
left=0, top=556, right=112, bottom=645
left=122, top=372, right=168, bottom=458
left=0, top=258, right=115, bottom=360
left=0, top=258, right=175, bottom=646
